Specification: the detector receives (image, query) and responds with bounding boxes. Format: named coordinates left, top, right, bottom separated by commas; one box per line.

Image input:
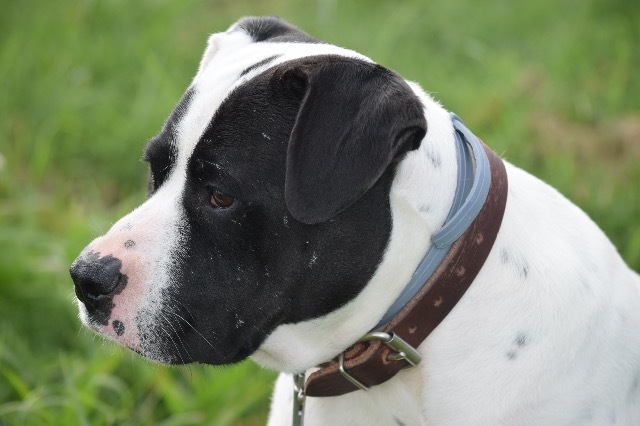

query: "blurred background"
left=1, top=0, right=638, bottom=424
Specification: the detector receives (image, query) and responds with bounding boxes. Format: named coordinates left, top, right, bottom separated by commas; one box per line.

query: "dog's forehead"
left=168, top=24, right=373, bottom=174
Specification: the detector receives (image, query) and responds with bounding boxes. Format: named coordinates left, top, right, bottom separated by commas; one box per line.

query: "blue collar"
left=375, top=113, right=492, bottom=328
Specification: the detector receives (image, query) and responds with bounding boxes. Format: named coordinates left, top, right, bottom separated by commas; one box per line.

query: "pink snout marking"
left=82, top=230, right=154, bottom=352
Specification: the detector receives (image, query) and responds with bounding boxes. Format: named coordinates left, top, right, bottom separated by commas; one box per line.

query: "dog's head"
left=70, top=17, right=428, bottom=369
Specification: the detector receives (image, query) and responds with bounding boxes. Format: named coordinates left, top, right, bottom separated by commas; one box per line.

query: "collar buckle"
left=358, top=331, right=422, bottom=367
left=338, top=332, right=422, bottom=392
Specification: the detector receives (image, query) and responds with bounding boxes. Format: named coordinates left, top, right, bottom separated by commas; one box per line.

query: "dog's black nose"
left=70, top=253, right=126, bottom=307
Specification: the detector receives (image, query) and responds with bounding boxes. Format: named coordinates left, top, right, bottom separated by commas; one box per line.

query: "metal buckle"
left=359, top=331, right=422, bottom=367
left=338, top=331, right=422, bottom=392
left=338, top=352, right=369, bottom=391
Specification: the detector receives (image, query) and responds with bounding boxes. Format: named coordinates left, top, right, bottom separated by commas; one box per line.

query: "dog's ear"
left=281, top=58, right=427, bottom=224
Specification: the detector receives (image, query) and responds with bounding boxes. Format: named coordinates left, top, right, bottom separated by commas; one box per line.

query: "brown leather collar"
left=303, top=142, right=508, bottom=397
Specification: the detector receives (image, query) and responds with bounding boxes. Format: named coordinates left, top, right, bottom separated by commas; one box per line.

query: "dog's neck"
left=251, top=87, right=458, bottom=373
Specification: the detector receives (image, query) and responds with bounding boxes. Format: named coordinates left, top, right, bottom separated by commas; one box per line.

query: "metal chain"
left=292, top=373, right=306, bottom=426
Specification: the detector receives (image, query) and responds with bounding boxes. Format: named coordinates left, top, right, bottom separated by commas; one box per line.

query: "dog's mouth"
left=78, top=301, right=142, bottom=353
left=78, top=294, right=274, bottom=366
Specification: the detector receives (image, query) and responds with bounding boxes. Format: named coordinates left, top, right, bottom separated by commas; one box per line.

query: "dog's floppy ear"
left=281, top=57, right=427, bottom=224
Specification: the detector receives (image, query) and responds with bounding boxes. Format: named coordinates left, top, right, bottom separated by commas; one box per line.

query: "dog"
left=70, top=16, right=640, bottom=425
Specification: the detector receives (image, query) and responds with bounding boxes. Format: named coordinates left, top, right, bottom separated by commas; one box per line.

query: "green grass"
left=1, top=0, right=639, bottom=424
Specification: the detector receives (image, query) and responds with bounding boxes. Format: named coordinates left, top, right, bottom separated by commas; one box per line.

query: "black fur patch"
left=143, top=55, right=424, bottom=364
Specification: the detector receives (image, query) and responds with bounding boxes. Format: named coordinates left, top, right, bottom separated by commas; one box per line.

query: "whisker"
left=159, top=313, right=194, bottom=378
left=157, top=322, right=188, bottom=366
left=164, top=309, right=225, bottom=360
left=162, top=293, right=228, bottom=359
left=159, top=311, right=194, bottom=361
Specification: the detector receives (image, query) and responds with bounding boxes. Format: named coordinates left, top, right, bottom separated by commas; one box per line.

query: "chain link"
left=292, top=373, right=306, bottom=426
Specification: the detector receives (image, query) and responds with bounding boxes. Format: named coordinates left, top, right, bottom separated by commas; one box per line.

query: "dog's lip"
left=78, top=309, right=106, bottom=334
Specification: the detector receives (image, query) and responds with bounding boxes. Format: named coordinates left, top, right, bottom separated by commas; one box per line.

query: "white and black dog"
left=71, top=17, right=640, bottom=425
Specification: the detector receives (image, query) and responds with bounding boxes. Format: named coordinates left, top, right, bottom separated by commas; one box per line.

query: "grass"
left=1, top=0, right=638, bottom=424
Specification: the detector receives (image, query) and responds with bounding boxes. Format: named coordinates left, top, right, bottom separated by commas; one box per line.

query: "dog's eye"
left=210, top=188, right=235, bottom=208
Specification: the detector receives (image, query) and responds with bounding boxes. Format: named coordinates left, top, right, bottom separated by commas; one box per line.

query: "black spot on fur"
left=426, top=150, right=441, bottom=168
left=124, top=240, right=135, bottom=249
left=500, top=248, right=529, bottom=279
left=500, top=247, right=509, bottom=264
left=112, top=320, right=125, bottom=336
left=506, top=333, right=529, bottom=360
left=515, top=333, right=528, bottom=347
